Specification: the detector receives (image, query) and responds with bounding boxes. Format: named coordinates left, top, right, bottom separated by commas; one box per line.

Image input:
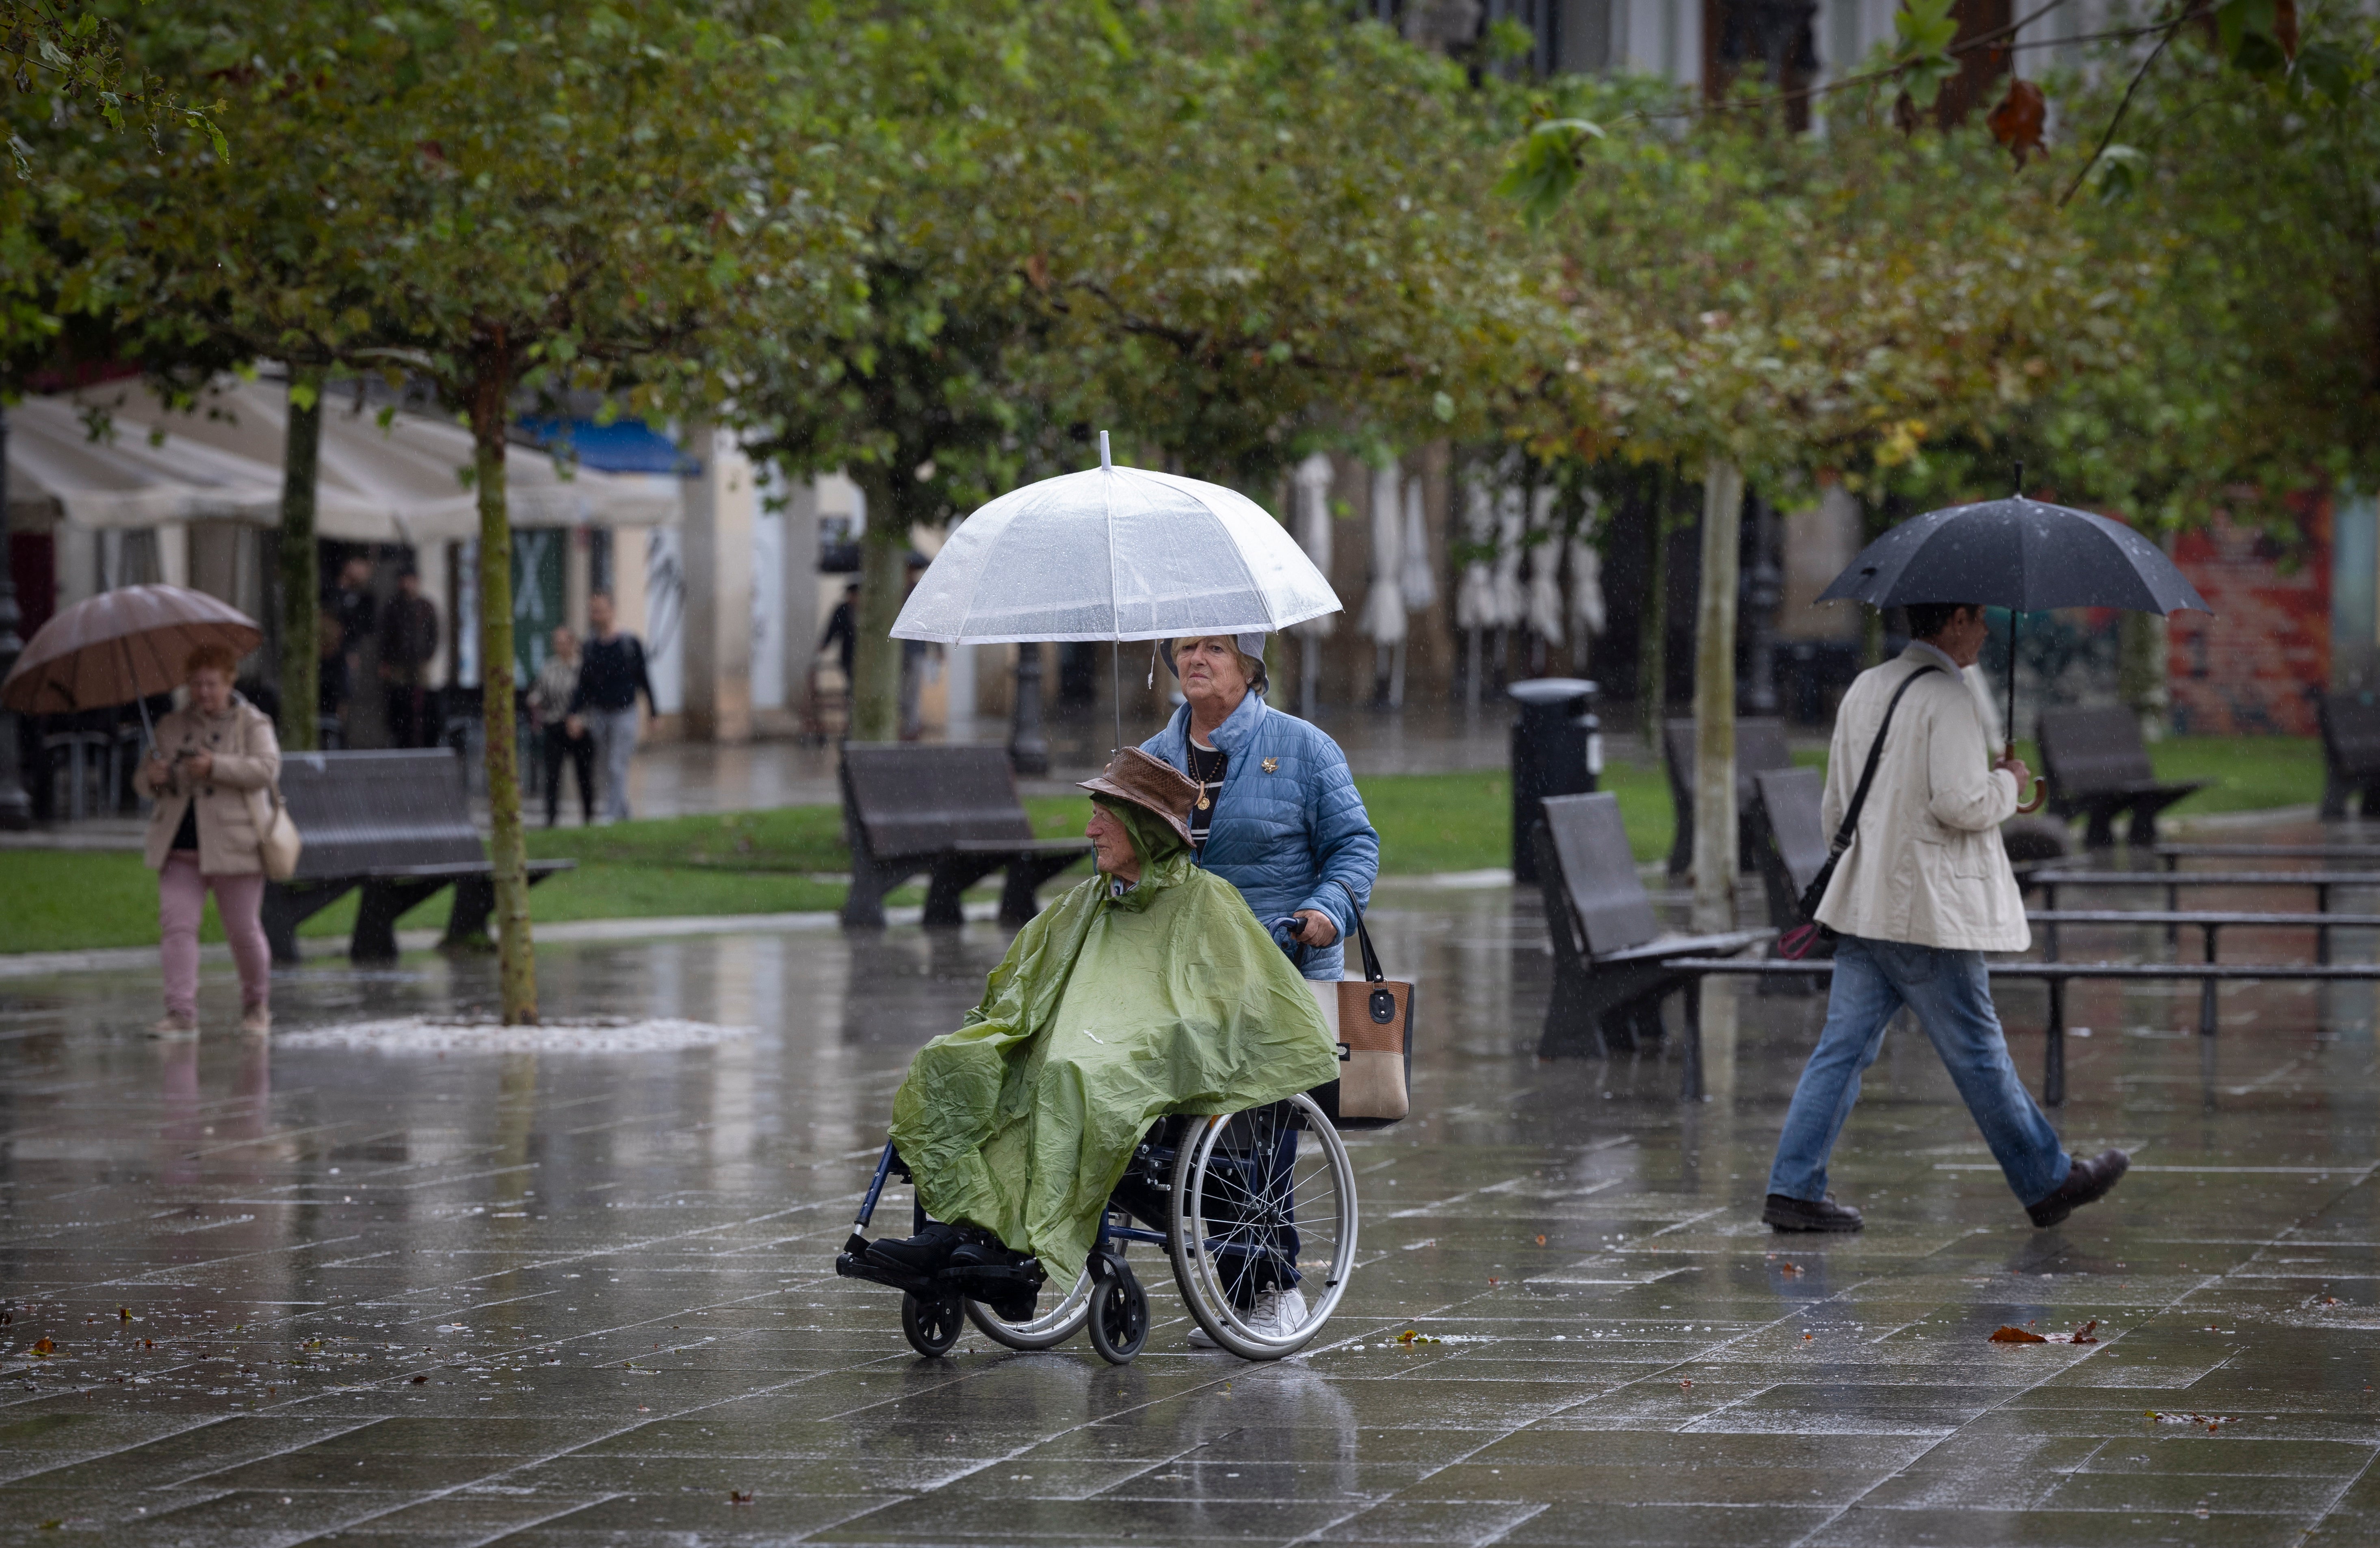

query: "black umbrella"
left=1816, top=478, right=2211, bottom=808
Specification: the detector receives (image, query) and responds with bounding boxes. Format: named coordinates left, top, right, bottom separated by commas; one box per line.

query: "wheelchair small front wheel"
left=1085, top=1264, right=1148, bottom=1365
left=901, top=1291, right=965, bottom=1358
left=966, top=1268, right=1094, bottom=1351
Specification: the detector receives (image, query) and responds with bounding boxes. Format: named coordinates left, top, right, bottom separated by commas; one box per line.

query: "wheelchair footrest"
left=835, top=1241, right=1048, bottom=1307
left=834, top=1248, right=936, bottom=1298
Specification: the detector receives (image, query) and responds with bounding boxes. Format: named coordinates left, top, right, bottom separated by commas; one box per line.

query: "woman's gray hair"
left=1161, top=634, right=1269, bottom=696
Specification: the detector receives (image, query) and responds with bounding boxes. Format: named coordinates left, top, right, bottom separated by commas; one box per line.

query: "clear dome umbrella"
left=892, top=433, right=1342, bottom=748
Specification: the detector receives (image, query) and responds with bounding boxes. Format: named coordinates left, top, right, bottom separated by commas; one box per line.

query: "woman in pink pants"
left=134, top=644, right=280, bottom=1036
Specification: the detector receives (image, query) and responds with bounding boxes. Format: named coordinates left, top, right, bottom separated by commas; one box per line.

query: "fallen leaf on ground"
left=1394, top=1329, right=1440, bottom=1345
left=1778, top=1263, right=1803, bottom=1277
left=1534, top=1235, right=1546, bottom=1246
left=31, top=1337, right=55, bottom=1356
left=730, top=1491, right=754, bottom=1505
left=1991, top=1326, right=2047, bottom=1343
left=2047, top=1320, right=2100, bottom=1345
left=117, top=1308, right=131, bottom=1322
left=409, top=1374, right=428, bottom=1384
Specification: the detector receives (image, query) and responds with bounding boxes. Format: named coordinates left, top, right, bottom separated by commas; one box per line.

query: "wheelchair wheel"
left=1086, top=1262, right=1148, bottom=1365
left=1167, top=1092, right=1357, bottom=1360
left=966, top=1268, right=1094, bottom=1351
left=901, top=1291, right=965, bottom=1358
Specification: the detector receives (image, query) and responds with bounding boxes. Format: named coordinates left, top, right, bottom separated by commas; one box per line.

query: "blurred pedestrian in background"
left=376, top=567, right=440, bottom=748
left=134, top=644, right=280, bottom=1038
left=529, top=625, right=595, bottom=827
left=570, top=590, right=655, bottom=823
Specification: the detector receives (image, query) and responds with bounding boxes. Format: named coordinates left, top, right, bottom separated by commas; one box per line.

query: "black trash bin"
left=1509, top=677, right=1601, bottom=882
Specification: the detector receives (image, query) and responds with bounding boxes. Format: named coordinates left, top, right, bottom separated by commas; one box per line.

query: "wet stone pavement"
left=2, top=878, right=2378, bottom=1547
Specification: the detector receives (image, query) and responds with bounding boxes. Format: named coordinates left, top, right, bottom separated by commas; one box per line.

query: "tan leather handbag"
left=258, top=784, right=302, bottom=881
left=1314, top=881, right=1413, bottom=1129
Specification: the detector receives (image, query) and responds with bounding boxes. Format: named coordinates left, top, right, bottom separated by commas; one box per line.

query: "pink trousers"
left=158, top=854, right=271, bottom=1019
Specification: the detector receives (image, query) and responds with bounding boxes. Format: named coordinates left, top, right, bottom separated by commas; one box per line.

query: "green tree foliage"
left=2027, top=6, right=2380, bottom=534
left=44, top=0, right=856, bottom=1022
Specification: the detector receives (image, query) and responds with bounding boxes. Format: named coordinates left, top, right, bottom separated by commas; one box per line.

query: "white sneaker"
left=1186, top=1320, right=1220, bottom=1349
left=1248, top=1286, right=1308, bottom=1340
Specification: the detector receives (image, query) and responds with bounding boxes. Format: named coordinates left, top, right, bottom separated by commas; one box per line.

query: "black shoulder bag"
left=1777, top=665, right=1941, bottom=960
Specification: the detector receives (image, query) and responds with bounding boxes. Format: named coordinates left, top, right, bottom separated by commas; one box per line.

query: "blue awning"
left=515, top=417, right=701, bottom=477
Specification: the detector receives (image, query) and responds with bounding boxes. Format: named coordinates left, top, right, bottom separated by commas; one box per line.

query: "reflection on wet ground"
left=3, top=877, right=2378, bottom=1546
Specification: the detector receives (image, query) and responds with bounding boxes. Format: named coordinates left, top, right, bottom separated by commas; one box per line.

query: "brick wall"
left=2167, top=504, right=2329, bottom=737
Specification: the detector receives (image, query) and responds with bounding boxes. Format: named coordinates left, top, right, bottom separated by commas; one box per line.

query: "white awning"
left=5, top=376, right=680, bottom=543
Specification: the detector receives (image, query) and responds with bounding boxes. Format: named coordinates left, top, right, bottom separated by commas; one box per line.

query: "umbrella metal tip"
left=1098, top=430, right=1111, bottom=471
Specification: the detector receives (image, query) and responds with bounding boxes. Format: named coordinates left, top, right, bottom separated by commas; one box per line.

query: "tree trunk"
left=275, top=365, right=324, bottom=752
left=468, top=330, right=537, bottom=1024
left=849, top=461, right=907, bottom=744
left=1639, top=464, right=1670, bottom=749
left=1691, top=457, right=1746, bottom=933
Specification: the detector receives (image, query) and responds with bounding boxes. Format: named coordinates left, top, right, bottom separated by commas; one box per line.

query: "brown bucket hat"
left=1077, top=747, right=1200, bottom=850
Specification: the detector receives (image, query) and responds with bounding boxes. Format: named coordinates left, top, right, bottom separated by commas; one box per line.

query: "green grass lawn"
left=0, top=736, right=2322, bottom=955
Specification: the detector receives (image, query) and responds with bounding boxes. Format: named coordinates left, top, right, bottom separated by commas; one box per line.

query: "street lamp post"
left=1008, top=642, right=1049, bottom=776
left=0, top=404, right=34, bottom=828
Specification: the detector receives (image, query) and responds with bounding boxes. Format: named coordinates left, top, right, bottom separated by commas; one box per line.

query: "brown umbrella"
left=0, top=584, right=262, bottom=720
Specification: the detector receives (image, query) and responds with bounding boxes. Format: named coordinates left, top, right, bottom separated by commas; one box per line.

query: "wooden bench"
left=840, top=744, right=1094, bottom=929
left=1532, top=791, right=1770, bottom=1056
left=1661, top=716, right=1793, bottom=878
left=2319, top=692, right=2380, bottom=819
left=260, top=750, right=574, bottom=964
left=2036, top=705, right=2208, bottom=848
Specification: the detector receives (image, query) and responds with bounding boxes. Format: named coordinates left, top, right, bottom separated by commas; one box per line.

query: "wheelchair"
left=834, top=1092, right=1359, bottom=1363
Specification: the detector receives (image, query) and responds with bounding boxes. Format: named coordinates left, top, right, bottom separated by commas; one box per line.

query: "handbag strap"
left=1330, top=878, right=1386, bottom=984
left=1826, top=664, right=1943, bottom=863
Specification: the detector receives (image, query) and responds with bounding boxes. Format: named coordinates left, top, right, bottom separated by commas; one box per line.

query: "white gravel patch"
left=275, top=1015, right=754, bottom=1054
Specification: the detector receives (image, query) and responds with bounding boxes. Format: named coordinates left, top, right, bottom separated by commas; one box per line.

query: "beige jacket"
left=135, top=695, right=282, bottom=874
left=1812, top=645, right=2028, bottom=952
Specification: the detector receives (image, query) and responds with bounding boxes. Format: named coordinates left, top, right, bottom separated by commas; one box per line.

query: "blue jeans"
left=589, top=707, right=639, bottom=822
left=1767, top=935, right=2070, bottom=1207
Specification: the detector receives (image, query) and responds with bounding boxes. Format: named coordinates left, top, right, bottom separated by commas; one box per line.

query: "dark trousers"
left=384, top=684, right=433, bottom=748
left=542, top=724, right=596, bottom=826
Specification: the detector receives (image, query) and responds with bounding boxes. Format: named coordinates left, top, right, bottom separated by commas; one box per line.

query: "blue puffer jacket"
left=1141, top=692, right=1379, bottom=981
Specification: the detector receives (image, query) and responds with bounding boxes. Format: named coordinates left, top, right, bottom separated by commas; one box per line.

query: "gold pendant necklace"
left=1196, top=794, right=1211, bottom=810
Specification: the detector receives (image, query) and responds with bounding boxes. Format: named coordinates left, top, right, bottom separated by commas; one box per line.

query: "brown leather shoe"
left=2028, top=1148, right=2130, bottom=1228
left=1763, top=1193, right=1863, bottom=1232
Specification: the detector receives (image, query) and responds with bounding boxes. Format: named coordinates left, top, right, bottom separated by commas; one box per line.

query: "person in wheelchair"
left=870, top=748, right=1340, bottom=1332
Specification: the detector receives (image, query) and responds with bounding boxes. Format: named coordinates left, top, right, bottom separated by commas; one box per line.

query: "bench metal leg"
left=260, top=880, right=359, bottom=966
left=353, top=880, right=449, bottom=962
left=261, top=884, right=308, bottom=966
left=446, top=875, right=496, bottom=946
left=921, top=863, right=970, bottom=928
left=2043, top=978, right=2065, bottom=1108
left=2319, top=884, right=2333, bottom=964
left=842, top=854, right=907, bottom=929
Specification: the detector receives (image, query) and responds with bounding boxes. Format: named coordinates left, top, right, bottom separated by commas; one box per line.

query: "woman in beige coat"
left=133, top=643, right=280, bottom=1036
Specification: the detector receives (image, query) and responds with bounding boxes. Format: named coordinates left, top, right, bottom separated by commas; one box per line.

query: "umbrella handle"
left=2004, top=739, right=2049, bottom=814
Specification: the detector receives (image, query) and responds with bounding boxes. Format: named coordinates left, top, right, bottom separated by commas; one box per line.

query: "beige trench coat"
left=135, top=696, right=282, bottom=875
left=1811, top=645, right=2029, bottom=953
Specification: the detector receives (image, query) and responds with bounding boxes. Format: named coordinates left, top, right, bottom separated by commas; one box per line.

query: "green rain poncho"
left=888, top=799, right=1340, bottom=1274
